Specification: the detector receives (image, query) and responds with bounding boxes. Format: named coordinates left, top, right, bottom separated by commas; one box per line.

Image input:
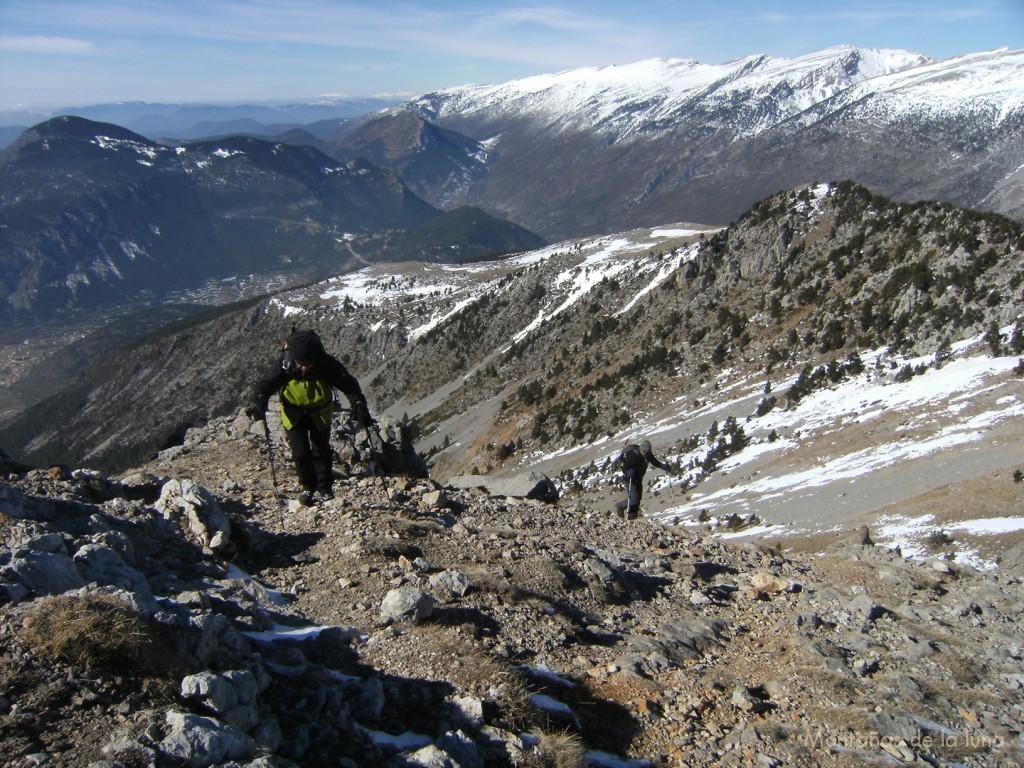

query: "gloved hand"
left=350, top=398, right=372, bottom=426
left=245, top=402, right=266, bottom=421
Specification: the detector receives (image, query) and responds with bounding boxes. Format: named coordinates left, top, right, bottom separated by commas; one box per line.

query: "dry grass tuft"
left=464, top=567, right=512, bottom=593
left=361, top=535, right=423, bottom=560
left=19, top=593, right=175, bottom=675
left=523, top=729, right=587, bottom=768
left=496, top=666, right=539, bottom=732
left=422, top=626, right=507, bottom=686
left=521, top=556, right=575, bottom=591
left=384, top=516, right=445, bottom=537
left=414, top=625, right=539, bottom=731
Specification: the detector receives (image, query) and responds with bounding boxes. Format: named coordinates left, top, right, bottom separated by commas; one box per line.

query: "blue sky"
left=0, top=0, right=1021, bottom=111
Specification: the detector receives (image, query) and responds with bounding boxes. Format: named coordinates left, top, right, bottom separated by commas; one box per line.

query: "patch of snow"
left=585, top=750, right=653, bottom=768
left=359, top=728, right=433, bottom=751
left=93, top=135, right=160, bottom=159
left=242, top=623, right=332, bottom=643
left=949, top=517, right=1024, bottom=536
left=528, top=693, right=579, bottom=725
left=650, top=227, right=707, bottom=238
left=518, top=664, right=576, bottom=688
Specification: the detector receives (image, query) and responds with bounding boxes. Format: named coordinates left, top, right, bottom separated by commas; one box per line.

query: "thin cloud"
left=213, top=2, right=650, bottom=67
left=480, top=6, right=618, bottom=33
left=0, top=35, right=97, bottom=55
left=750, top=3, right=998, bottom=25
left=7, top=1, right=654, bottom=68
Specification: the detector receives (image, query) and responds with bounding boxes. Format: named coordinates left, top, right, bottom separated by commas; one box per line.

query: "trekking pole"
left=625, top=475, right=633, bottom=519
left=618, top=439, right=631, bottom=519
left=261, top=416, right=285, bottom=529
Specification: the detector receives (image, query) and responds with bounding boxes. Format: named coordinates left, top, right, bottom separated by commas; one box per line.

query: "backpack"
left=619, top=443, right=645, bottom=471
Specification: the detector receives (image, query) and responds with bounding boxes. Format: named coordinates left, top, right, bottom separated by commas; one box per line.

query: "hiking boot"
left=314, top=489, right=334, bottom=503
left=298, top=491, right=314, bottom=506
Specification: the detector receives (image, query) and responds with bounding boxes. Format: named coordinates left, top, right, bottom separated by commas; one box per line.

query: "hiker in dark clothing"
left=614, top=439, right=670, bottom=519
left=247, top=329, right=371, bottom=505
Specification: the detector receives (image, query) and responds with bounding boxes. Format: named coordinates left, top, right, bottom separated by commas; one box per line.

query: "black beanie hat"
left=286, top=331, right=320, bottom=364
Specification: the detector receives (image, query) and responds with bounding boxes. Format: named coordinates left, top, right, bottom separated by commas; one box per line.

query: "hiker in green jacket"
left=248, top=329, right=371, bottom=505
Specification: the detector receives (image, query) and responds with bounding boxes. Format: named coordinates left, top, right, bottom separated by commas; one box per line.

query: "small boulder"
left=380, top=587, right=435, bottom=623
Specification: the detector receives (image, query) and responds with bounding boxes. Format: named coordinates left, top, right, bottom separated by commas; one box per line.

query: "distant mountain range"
left=0, top=116, right=544, bottom=324
left=6, top=46, right=1021, bottom=242
left=346, top=45, right=1023, bottom=240
left=0, top=96, right=403, bottom=144
left=1, top=44, right=1022, bottom=340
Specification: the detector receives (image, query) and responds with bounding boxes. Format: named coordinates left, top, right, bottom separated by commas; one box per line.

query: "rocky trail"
left=2, top=412, right=1024, bottom=767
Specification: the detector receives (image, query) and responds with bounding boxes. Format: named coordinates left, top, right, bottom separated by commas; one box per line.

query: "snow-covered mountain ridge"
left=328, top=44, right=1024, bottom=241
left=805, top=47, right=1024, bottom=126
left=413, top=46, right=1020, bottom=142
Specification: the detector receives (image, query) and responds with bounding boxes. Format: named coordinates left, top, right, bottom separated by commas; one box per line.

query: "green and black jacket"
left=255, top=353, right=365, bottom=431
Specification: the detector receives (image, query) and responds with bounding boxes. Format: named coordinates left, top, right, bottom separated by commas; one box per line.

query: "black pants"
left=285, top=415, right=333, bottom=493
left=615, top=471, right=643, bottom=518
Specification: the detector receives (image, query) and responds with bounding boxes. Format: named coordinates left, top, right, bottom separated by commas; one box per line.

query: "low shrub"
left=19, top=593, right=173, bottom=675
